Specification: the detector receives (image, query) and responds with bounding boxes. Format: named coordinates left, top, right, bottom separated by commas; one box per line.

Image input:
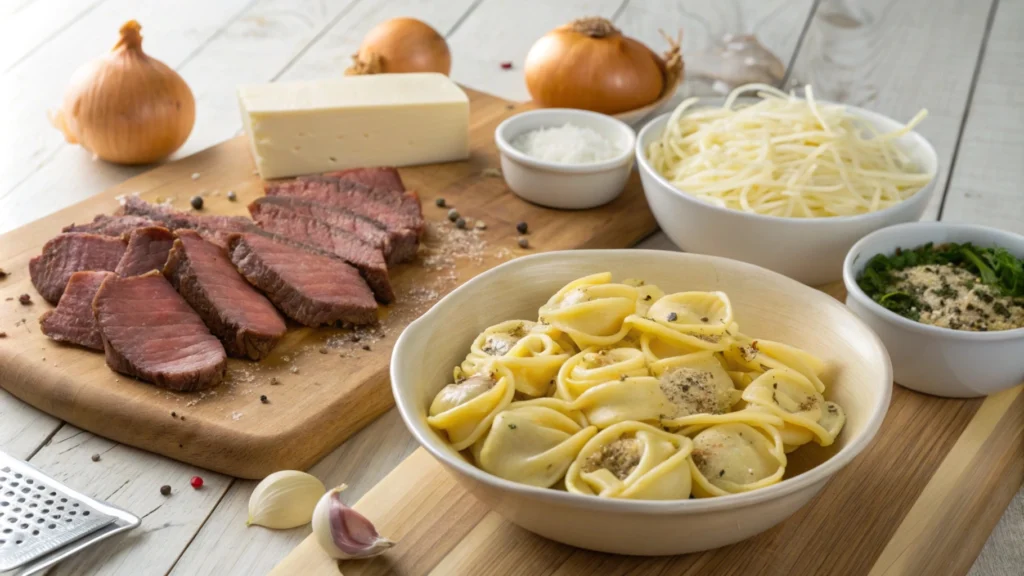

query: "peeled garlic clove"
left=247, top=470, right=326, bottom=529
left=312, top=484, right=395, bottom=559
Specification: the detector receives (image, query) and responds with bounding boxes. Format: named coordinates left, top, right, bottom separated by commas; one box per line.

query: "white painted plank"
left=21, top=425, right=232, bottom=576
left=939, top=0, right=1024, bottom=235
left=0, top=390, right=60, bottom=460
left=0, top=0, right=109, bottom=72
left=0, top=0, right=255, bottom=234
left=169, top=409, right=419, bottom=576
left=785, top=0, right=996, bottom=222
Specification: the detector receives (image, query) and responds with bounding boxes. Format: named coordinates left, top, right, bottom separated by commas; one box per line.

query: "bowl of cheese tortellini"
left=391, top=250, right=892, bottom=555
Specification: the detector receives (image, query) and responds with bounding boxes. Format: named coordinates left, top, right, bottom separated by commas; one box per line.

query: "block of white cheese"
left=238, top=73, right=470, bottom=179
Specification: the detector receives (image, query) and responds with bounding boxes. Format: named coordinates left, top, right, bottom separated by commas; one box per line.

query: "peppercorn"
left=18, top=294, right=31, bottom=305
left=667, top=312, right=678, bottom=322
left=500, top=61, right=513, bottom=69
left=447, top=208, right=459, bottom=222
left=319, top=347, right=328, bottom=354
left=190, top=476, right=204, bottom=489
left=260, top=395, right=269, bottom=404
left=517, top=237, right=529, bottom=249
left=270, top=377, right=280, bottom=385
left=362, top=344, right=371, bottom=351
left=190, top=196, right=204, bottom=210
left=0, top=268, right=7, bottom=279
left=455, top=217, right=467, bottom=229
left=91, top=454, right=101, bottom=462
left=435, top=197, right=446, bottom=207
left=160, top=485, right=172, bottom=496
left=516, top=221, right=528, bottom=234
left=226, top=190, right=237, bottom=202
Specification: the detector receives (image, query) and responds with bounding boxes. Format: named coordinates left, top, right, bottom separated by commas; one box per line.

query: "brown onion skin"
left=525, top=25, right=664, bottom=115
left=56, top=21, right=195, bottom=165
left=357, top=18, right=451, bottom=75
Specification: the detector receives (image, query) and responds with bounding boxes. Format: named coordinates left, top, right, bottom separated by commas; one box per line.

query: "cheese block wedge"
left=238, top=73, right=470, bottom=179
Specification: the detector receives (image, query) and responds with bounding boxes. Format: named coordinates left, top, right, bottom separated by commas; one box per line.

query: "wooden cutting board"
left=0, top=88, right=657, bottom=480
left=270, top=283, right=1024, bottom=576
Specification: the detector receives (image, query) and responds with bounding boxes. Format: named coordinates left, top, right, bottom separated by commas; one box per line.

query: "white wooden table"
left=1, top=0, right=1022, bottom=574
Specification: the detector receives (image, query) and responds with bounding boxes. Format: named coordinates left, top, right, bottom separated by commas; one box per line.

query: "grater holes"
left=11, top=508, right=19, bottom=513
left=9, top=482, right=17, bottom=487
left=44, top=500, right=53, bottom=505
left=25, top=478, right=33, bottom=484
left=40, top=508, right=49, bottom=515
left=72, top=502, right=79, bottom=507
left=2, top=529, right=10, bottom=533
left=32, top=530, right=38, bottom=536
left=56, top=506, right=64, bottom=511
left=13, top=473, right=21, bottom=479
left=47, top=524, right=56, bottom=530
left=19, top=524, right=27, bottom=530
left=68, top=511, right=76, bottom=516
left=16, top=497, right=24, bottom=503
left=60, top=498, right=67, bottom=503
left=82, top=511, right=90, bottom=516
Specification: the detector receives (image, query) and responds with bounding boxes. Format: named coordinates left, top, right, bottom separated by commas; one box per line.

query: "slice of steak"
left=265, top=179, right=423, bottom=236
left=39, top=271, right=113, bottom=350
left=249, top=197, right=418, bottom=265
left=324, top=167, right=406, bottom=192
left=29, top=233, right=127, bottom=304
left=253, top=208, right=394, bottom=303
left=63, top=214, right=159, bottom=236
left=163, top=230, right=286, bottom=360
left=228, top=234, right=377, bottom=326
left=116, top=226, right=175, bottom=276
left=119, top=197, right=256, bottom=247
left=305, top=174, right=423, bottom=221
left=93, top=271, right=226, bottom=391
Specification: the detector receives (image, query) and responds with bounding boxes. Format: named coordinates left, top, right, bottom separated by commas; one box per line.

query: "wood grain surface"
left=270, top=282, right=1024, bottom=576
left=0, top=88, right=657, bottom=479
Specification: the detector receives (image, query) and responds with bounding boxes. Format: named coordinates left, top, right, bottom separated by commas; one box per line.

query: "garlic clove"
left=247, top=470, right=326, bottom=529
left=312, top=484, right=395, bottom=559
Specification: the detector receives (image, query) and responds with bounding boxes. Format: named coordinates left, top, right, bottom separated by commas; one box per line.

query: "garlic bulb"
left=51, top=20, right=195, bottom=164
left=247, top=470, right=326, bottom=529
left=312, top=485, right=395, bottom=559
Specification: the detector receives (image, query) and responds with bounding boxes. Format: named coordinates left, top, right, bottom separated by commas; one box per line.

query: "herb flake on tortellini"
left=427, top=273, right=847, bottom=501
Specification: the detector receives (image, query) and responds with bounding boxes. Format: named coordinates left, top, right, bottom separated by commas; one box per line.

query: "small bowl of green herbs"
left=843, top=222, right=1024, bottom=398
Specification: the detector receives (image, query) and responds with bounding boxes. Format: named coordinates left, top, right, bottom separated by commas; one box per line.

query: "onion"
left=51, top=20, right=195, bottom=165
left=346, top=18, right=451, bottom=76
left=525, top=18, right=683, bottom=115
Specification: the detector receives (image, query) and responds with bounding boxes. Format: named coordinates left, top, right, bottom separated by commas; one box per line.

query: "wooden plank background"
left=0, top=0, right=1020, bottom=574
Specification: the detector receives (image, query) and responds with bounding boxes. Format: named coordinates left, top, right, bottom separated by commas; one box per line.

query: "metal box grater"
left=0, top=451, right=139, bottom=575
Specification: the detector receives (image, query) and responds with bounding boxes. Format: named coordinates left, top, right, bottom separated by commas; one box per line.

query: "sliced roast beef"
left=265, top=179, right=423, bottom=236
left=29, top=233, right=127, bottom=304
left=228, top=234, right=377, bottom=326
left=308, top=173, right=422, bottom=218
left=249, top=197, right=418, bottom=265
left=119, top=196, right=255, bottom=247
left=39, top=271, right=113, bottom=350
left=252, top=209, right=394, bottom=303
left=63, top=214, right=158, bottom=236
left=324, top=167, right=406, bottom=192
left=93, top=271, right=226, bottom=391
left=163, top=230, right=286, bottom=360
left=116, top=226, right=175, bottom=276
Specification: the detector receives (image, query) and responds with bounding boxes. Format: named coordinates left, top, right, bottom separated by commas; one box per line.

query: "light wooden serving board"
left=271, top=283, right=1024, bottom=576
left=0, top=89, right=657, bottom=480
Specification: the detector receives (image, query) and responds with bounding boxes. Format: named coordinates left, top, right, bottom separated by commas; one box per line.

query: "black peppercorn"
left=190, top=196, right=204, bottom=210
left=160, top=485, right=172, bottom=496
left=516, top=221, right=528, bottom=234
left=455, top=217, right=467, bottom=229
left=18, top=293, right=31, bottom=305
left=260, top=395, right=269, bottom=404
left=226, top=191, right=237, bottom=201
left=517, top=237, right=529, bottom=249
left=447, top=208, right=459, bottom=222
left=435, top=197, right=446, bottom=207
left=91, top=454, right=101, bottom=462
left=667, top=312, right=678, bottom=322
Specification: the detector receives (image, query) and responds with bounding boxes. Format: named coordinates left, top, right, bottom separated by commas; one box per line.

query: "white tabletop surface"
left=1, top=0, right=1021, bottom=574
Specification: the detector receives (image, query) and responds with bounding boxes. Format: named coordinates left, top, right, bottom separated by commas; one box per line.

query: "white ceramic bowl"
left=495, top=109, right=636, bottom=209
left=843, top=222, right=1024, bottom=398
left=392, top=250, right=891, bottom=555
left=635, top=103, right=939, bottom=285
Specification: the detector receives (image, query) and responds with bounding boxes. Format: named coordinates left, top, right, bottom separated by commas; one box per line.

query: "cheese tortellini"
left=427, top=273, right=847, bottom=501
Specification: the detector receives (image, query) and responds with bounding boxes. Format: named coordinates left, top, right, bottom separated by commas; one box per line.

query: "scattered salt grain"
left=231, top=411, right=243, bottom=421
left=191, top=172, right=201, bottom=180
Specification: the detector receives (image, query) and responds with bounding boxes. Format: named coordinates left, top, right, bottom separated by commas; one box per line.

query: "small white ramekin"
left=843, top=222, right=1024, bottom=398
left=495, top=108, right=636, bottom=210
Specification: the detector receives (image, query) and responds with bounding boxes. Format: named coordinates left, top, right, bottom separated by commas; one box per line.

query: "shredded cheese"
left=647, top=84, right=932, bottom=218
left=512, top=123, right=622, bottom=165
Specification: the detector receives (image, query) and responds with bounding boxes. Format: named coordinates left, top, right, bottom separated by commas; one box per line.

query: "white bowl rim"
left=843, top=221, right=1024, bottom=341
left=495, top=108, right=636, bottom=174
left=634, top=103, right=939, bottom=226
left=391, top=249, right=893, bottom=515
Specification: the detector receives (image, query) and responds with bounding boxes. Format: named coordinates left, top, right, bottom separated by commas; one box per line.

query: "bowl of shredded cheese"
left=635, top=83, right=938, bottom=285
left=496, top=108, right=636, bottom=209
